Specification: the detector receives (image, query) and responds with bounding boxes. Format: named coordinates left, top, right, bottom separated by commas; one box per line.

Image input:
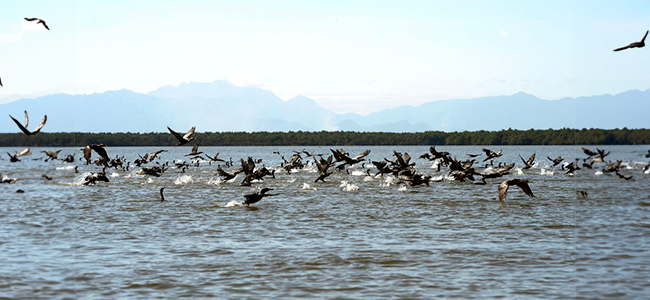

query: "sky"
left=1, top=0, right=650, bottom=115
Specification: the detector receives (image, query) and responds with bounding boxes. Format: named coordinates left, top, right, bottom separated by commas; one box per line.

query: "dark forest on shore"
left=0, top=128, right=648, bottom=147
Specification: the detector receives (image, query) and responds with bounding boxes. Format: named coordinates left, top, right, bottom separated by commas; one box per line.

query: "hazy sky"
left=1, top=0, right=650, bottom=114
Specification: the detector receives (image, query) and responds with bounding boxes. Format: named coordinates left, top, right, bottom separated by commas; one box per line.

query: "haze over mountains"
left=1, top=81, right=648, bottom=133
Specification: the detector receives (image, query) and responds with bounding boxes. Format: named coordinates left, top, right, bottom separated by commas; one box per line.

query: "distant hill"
left=1, top=80, right=648, bottom=133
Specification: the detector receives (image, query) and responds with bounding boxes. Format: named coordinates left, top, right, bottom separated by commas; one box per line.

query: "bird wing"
left=83, top=146, right=91, bottom=162
left=482, top=148, right=493, bottom=156
left=90, top=144, right=109, bottom=160
left=527, top=153, right=536, bottom=165
left=216, top=165, right=230, bottom=177
left=160, top=187, right=165, bottom=202
left=24, top=110, right=29, bottom=129
left=17, top=148, right=31, bottom=156
left=403, top=152, right=412, bottom=164
left=167, top=126, right=184, bottom=142
left=32, top=115, right=47, bottom=134
left=38, top=20, right=49, bottom=30
left=352, top=149, right=371, bottom=161
left=498, top=180, right=510, bottom=202
left=0, top=77, right=3, bottom=87
left=191, top=144, right=199, bottom=154
left=183, top=127, right=196, bottom=140
left=24, top=18, right=38, bottom=21
left=515, top=180, right=534, bottom=198
left=613, top=45, right=630, bottom=51
left=9, top=114, right=31, bottom=135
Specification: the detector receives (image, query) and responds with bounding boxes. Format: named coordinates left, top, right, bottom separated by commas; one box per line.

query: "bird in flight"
left=614, top=30, right=648, bottom=51
left=0, top=77, right=3, bottom=87
left=243, top=187, right=277, bottom=206
left=498, top=179, right=534, bottom=209
left=25, top=18, right=49, bottom=30
left=167, top=126, right=196, bottom=146
left=9, top=110, right=47, bottom=135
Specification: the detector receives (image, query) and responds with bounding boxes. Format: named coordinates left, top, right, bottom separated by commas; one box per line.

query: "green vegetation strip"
left=0, top=128, right=648, bottom=147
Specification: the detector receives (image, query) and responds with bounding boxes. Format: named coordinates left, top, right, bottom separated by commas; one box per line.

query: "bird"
left=41, top=174, right=52, bottom=180
left=0, top=77, right=3, bottom=87
left=9, top=111, right=47, bottom=135
left=205, top=152, right=225, bottom=163
left=498, top=179, right=534, bottom=209
left=614, top=30, right=648, bottom=51
left=547, top=156, right=563, bottom=168
left=615, top=172, right=633, bottom=180
left=185, top=144, right=203, bottom=156
left=519, top=153, right=536, bottom=170
left=6, top=152, right=20, bottom=162
left=42, top=150, right=62, bottom=161
left=314, top=155, right=334, bottom=183
left=331, top=149, right=371, bottom=169
left=160, top=187, right=165, bottom=202
left=84, top=144, right=109, bottom=166
left=576, top=190, right=588, bottom=198
left=215, top=165, right=242, bottom=182
left=645, top=149, right=650, bottom=158
left=482, top=148, right=503, bottom=162
left=243, top=188, right=276, bottom=206
left=167, top=126, right=196, bottom=146
left=24, top=18, right=50, bottom=30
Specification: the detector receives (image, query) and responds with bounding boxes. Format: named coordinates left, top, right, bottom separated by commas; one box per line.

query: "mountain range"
left=1, top=80, right=648, bottom=133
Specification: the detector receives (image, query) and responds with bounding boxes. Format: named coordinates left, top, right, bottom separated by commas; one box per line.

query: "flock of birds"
left=1, top=23, right=648, bottom=207
left=2, top=119, right=648, bottom=209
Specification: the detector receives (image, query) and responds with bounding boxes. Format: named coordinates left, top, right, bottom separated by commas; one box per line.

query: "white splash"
left=540, top=168, right=554, bottom=176
left=351, top=170, right=366, bottom=176
left=340, top=181, right=359, bottom=191
left=515, top=168, right=524, bottom=175
left=174, top=175, right=193, bottom=185
left=287, top=177, right=297, bottom=183
left=398, top=186, right=408, bottom=192
left=110, top=172, right=120, bottom=177
left=594, top=171, right=604, bottom=176
left=363, top=176, right=375, bottom=182
left=56, top=165, right=77, bottom=170
left=225, top=200, right=244, bottom=207
left=380, top=176, right=396, bottom=187
left=302, top=183, right=317, bottom=190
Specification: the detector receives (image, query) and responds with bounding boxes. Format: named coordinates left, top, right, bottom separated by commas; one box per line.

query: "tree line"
left=0, top=128, right=648, bottom=147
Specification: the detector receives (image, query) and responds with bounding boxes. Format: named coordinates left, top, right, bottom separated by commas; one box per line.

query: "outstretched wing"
left=498, top=180, right=510, bottom=202
left=527, top=153, right=536, bottom=165
left=31, top=115, right=47, bottom=134
left=191, top=144, right=199, bottom=154
left=183, top=126, right=196, bottom=140
left=515, top=180, right=534, bottom=198
left=9, top=114, right=31, bottom=135
left=24, top=110, right=29, bottom=129
left=352, top=149, right=371, bottom=161
left=38, top=20, right=49, bottom=30
left=24, top=18, right=38, bottom=21
left=167, top=126, right=184, bottom=143
left=614, top=45, right=630, bottom=52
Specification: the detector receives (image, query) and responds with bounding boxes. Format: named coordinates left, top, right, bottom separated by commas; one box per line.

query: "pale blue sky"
left=1, top=0, right=649, bottom=114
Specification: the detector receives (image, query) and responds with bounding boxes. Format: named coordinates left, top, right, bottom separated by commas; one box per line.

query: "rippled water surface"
left=1, top=145, right=649, bottom=299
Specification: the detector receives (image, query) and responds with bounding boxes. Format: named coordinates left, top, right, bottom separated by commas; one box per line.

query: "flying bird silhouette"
left=25, top=18, right=49, bottom=30
left=243, top=188, right=276, bottom=206
left=614, top=30, right=648, bottom=51
left=167, top=126, right=196, bottom=146
left=9, top=111, right=47, bottom=135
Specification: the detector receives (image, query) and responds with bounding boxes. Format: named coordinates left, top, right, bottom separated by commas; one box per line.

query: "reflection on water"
left=1, top=145, right=649, bottom=298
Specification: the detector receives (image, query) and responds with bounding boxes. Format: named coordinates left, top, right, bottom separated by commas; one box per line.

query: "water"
left=1, top=145, right=649, bottom=299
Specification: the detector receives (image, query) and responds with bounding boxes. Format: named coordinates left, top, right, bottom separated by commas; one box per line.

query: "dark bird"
left=498, top=179, right=534, bottom=209
left=160, top=187, right=165, bottom=202
left=9, top=110, right=47, bottom=135
left=85, top=144, right=109, bottom=167
left=185, top=144, right=203, bottom=156
left=596, top=148, right=610, bottom=161
left=615, top=172, right=633, bottom=180
left=547, top=156, right=563, bottom=168
left=482, top=148, right=503, bottom=162
left=42, top=150, right=62, bottom=161
left=576, top=190, right=588, bottom=198
left=0, top=77, right=3, bottom=87
left=41, top=174, right=52, bottom=180
left=314, top=155, right=334, bottom=183
left=243, top=188, right=276, bottom=206
left=83, top=173, right=110, bottom=185
left=0, top=173, right=17, bottom=184
left=215, top=165, right=242, bottom=182
left=25, top=18, right=50, bottom=30
left=582, top=148, right=598, bottom=158
left=519, top=153, right=536, bottom=170
left=645, top=149, right=650, bottom=158
left=6, top=152, right=20, bottom=162
left=331, top=149, right=371, bottom=169
left=205, top=152, right=225, bottom=163
left=146, top=149, right=167, bottom=162
left=613, top=30, right=648, bottom=51
left=167, top=126, right=196, bottom=146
